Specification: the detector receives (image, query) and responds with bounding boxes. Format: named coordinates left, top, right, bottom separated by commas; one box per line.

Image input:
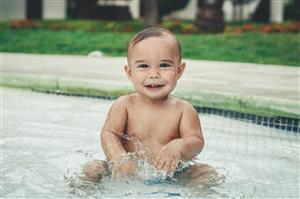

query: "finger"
left=170, top=159, right=178, bottom=173
left=156, top=154, right=167, bottom=170
left=163, top=158, right=173, bottom=173
left=156, top=146, right=168, bottom=158
left=165, top=157, right=178, bottom=174
left=155, top=152, right=163, bottom=168
left=112, top=169, right=118, bottom=179
left=170, top=160, right=177, bottom=172
left=151, top=157, right=157, bottom=166
left=156, top=158, right=166, bottom=170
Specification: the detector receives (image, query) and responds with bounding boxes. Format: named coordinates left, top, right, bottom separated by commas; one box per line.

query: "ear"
left=124, top=64, right=132, bottom=80
left=176, top=62, right=186, bottom=80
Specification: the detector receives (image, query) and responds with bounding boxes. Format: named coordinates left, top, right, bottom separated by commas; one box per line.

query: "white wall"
left=224, top=0, right=260, bottom=21
left=42, top=0, right=66, bottom=19
left=129, top=0, right=139, bottom=19
left=270, top=0, right=285, bottom=23
left=0, top=0, right=26, bottom=21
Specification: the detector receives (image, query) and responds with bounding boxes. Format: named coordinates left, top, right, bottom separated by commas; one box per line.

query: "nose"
left=149, top=68, right=160, bottom=79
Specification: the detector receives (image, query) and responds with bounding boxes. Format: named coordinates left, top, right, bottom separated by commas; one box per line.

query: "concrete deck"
left=2, top=52, right=299, bottom=103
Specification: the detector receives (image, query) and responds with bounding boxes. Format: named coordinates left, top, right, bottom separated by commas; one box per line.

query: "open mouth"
left=145, top=83, right=164, bottom=89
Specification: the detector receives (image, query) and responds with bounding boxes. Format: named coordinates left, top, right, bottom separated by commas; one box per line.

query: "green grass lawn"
left=1, top=20, right=299, bottom=119
left=1, top=28, right=299, bottom=66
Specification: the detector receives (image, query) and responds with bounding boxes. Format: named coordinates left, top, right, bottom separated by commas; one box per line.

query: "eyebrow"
left=134, top=59, right=175, bottom=64
left=134, top=59, right=145, bottom=64
left=161, top=59, right=174, bottom=64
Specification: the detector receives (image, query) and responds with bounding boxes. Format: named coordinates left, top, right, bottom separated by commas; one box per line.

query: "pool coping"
left=2, top=72, right=299, bottom=132
left=23, top=89, right=300, bottom=133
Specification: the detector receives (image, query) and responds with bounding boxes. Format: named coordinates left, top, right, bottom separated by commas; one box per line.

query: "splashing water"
left=119, top=134, right=192, bottom=183
left=63, top=133, right=220, bottom=198
left=7, top=89, right=298, bottom=198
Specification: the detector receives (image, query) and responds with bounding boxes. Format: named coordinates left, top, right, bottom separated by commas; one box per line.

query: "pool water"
left=2, top=88, right=299, bottom=198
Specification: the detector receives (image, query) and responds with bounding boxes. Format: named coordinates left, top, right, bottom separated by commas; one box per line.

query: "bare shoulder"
left=175, top=98, right=202, bottom=138
left=111, top=94, right=135, bottom=108
left=102, top=94, right=135, bottom=134
left=172, top=97, right=198, bottom=114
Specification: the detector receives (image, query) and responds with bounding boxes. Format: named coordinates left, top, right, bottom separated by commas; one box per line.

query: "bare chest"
left=126, top=108, right=181, bottom=146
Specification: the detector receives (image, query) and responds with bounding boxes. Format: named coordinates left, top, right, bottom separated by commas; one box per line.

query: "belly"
left=122, top=138, right=163, bottom=163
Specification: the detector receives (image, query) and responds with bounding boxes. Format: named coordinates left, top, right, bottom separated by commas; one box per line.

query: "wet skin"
left=84, top=33, right=218, bottom=185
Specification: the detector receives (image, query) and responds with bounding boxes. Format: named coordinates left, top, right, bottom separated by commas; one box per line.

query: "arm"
left=100, top=96, right=136, bottom=177
left=178, top=102, right=204, bottom=160
left=156, top=102, right=204, bottom=171
left=101, top=96, right=128, bottom=161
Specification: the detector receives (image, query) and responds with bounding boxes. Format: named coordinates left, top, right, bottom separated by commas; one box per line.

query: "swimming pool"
left=2, top=87, right=299, bottom=198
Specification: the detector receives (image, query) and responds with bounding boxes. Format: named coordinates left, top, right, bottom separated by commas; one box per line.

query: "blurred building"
left=0, top=0, right=67, bottom=21
left=0, top=0, right=139, bottom=21
left=164, top=0, right=287, bottom=23
left=0, top=0, right=286, bottom=23
left=168, top=0, right=261, bottom=21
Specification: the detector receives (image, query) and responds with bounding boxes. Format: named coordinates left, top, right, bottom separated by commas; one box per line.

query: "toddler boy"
left=84, top=27, right=216, bottom=186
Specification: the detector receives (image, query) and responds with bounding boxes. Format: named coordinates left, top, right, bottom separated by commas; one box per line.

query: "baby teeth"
left=146, top=83, right=162, bottom=88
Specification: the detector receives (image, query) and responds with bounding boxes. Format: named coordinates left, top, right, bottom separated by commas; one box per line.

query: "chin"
left=145, top=93, right=170, bottom=101
left=150, top=95, right=168, bottom=100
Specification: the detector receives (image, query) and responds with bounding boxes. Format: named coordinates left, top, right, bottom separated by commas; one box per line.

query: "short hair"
left=127, top=27, right=181, bottom=61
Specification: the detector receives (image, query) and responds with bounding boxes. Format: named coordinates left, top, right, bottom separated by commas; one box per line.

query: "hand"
left=155, top=139, right=182, bottom=174
left=111, top=154, right=136, bottom=179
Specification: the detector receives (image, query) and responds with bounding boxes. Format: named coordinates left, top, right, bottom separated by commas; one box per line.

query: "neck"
left=136, top=93, right=169, bottom=106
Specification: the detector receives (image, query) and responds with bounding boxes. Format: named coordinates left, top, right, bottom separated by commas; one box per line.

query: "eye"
left=137, top=64, right=148, bottom=68
left=160, top=63, right=170, bottom=68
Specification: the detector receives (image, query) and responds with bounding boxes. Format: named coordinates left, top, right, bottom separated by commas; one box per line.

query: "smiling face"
left=125, top=34, right=185, bottom=102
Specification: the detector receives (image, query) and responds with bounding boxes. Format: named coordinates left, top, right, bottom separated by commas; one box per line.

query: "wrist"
left=170, top=138, right=184, bottom=159
left=113, top=152, right=130, bottom=162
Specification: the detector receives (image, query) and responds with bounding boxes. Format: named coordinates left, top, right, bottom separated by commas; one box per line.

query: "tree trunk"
left=75, top=0, right=98, bottom=19
left=143, top=0, right=159, bottom=27
left=252, top=0, right=270, bottom=22
left=194, top=0, right=225, bottom=33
